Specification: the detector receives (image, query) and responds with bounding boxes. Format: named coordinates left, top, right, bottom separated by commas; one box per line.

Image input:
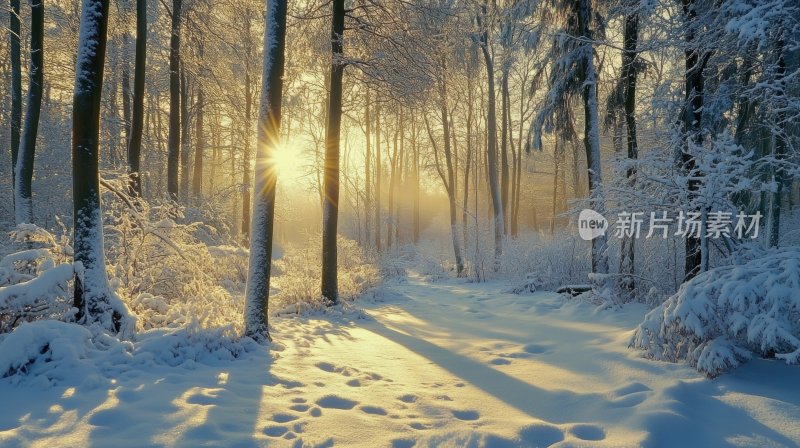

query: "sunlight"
left=270, top=140, right=304, bottom=185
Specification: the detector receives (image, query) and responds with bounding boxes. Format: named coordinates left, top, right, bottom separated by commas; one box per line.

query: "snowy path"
left=2, top=275, right=800, bottom=447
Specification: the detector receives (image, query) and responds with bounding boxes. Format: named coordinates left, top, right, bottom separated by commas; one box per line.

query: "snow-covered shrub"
left=0, top=224, right=75, bottom=333
left=271, top=234, right=380, bottom=315
left=496, top=231, right=592, bottom=291
left=100, top=179, right=248, bottom=331
left=631, top=247, right=800, bottom=376
left=0, top=320, right=96, bottom=385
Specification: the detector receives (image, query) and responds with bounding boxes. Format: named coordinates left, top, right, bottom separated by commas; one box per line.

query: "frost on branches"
left=631, top=247, right=800, bottom=376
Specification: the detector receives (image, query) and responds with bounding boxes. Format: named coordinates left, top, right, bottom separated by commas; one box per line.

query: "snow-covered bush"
left=0, top=224, right=75, bottom=333
left=631, top=247, right=800, bottom=376
left=497, top=231, right=592, bottom=291
left=271, top=234, right=380, bottom=315
left=100, top=179, right=248, bottom=331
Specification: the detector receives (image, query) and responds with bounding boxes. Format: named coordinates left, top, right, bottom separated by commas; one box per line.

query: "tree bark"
left=242, top=69, right=253, bottom=239
left=9, top=0, right=21, bottom=192
left=243, top=0, right=287, bottom=341
left=681, top=0, right=709, bottom=281
left=500, top=67, right=510, bottom=234
left=321, top=0, right=345, bottom=305
left=179, top=68, right=190, bottom=202
left=14, top=0, right=44, bottom=225
left=192, top=85, right=204, bottom=199
left=375, top=99, right=382, bottom=252
left=619, top=10, right=639, bottom=293
left=167, top=0, right=182, bottom=200
left=578, top=0, right=609, bottom=276
left=72, top=0, right=130, bottom=335
left=127, top=0, right=146, bottom=197
left=479, top=1, right=504, bottom=261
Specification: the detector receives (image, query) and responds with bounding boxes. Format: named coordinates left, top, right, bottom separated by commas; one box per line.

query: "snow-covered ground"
left=1, top=275, right=799, bottom=447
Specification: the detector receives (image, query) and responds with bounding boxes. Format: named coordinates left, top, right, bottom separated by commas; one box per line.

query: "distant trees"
left=244, top=0, right=288, bottom=341
left=14, top=0, right=44, bottom=224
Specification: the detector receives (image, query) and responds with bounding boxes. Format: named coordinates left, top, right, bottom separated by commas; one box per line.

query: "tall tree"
left=72, top=0, right=132, bottom=335
left=680, top=0, right=710, bottom=281
left=532, top=0, right=609, bottom=276
left=244, top=0, right=288, bottom=341
left=167, top=0, right=182, bottom=200
left=14, top=0, right=44, bottom=224
left=478, top=0, right=505, bottom=261
left=127, top=0, right=146, bottom=197
left=8, top=0, right=21, bottom=193
left=321, top=0, right=345, bottom=305
left=618, top=3, right=639, bottom=292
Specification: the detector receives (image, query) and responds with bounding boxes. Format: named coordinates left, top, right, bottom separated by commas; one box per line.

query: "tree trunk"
left=500, top=67, right=510, bottom=234
left=681, top=0, right=708, bottom=281
left=364, top=92, right=372, bottom=247
left=242, top=70, right=253, bottom=239
left=127, top=0, right=146, bottom=197
left=769, top=31, right=787, bottom=248
left=244, top=0, right=287, bottom=341
left=180, top=67, right=190, bottom=202
left=412, top=112, right=420, bottom=244
left=9, top=0, right=21, bottom=192
left=192, top=86, right=204, bottom=199
left=72, top=0, right=130, bottom=335
left=479, top=1, right=504, bottom=261
left=167, top=0, right=182, bottom=200
left=578, top=0, right=609, bottom=276
left=387, top=121, right=397, bottom=249
left=321, top=0, right=345, bottom=305
left=14, top=0, right=44, bottom=225
left=375, top=99, right=382, bottom=252
left=619, top=10, right=639, bottom=293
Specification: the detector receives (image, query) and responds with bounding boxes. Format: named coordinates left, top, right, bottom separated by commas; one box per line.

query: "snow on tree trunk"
left=321, top=0, right=345, bottom=305
left=243, top=0, right=287, bottom=341
left=14, top=0, right=44, bottom=225
left=72, top=0, right=133, bottom=337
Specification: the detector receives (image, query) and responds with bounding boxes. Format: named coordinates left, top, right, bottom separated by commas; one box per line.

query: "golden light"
left=269, top=140, right=304, bottom=185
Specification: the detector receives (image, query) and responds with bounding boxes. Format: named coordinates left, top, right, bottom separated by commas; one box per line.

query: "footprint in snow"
left=608, top=382, right=652, bottom=408
left=452, top=410, right=480, bottom=421
left=263, top=425, right=289, bottom=437
left=517, top=423, right=565, bottom=447
left=346, top=379, right=361, bottom=387
left=391, top=438, right=416, bottom=448
left=272, top=413, right=299, bottom=423
left=522, top=343, right=551, bottom=354
left=290, top=404, right=310, bottom=412
left=360, top=405, right=388, bottom=415
left=569, top=424, right=606, bottom=441
left=398, top=394, right=418, bottom=403
left=316, top=395, right=358, bottom=410
left=490, top=358, right=512, bottom=365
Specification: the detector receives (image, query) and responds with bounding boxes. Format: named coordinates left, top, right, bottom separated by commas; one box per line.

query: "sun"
left=269, top=140, right=304, bottom=185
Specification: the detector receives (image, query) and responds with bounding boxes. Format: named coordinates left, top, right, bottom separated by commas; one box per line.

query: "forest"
left=0, top=0, right=799, bottom=446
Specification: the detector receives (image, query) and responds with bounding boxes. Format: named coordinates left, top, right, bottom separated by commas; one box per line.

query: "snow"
left=1, top=275, right=798, bottom=446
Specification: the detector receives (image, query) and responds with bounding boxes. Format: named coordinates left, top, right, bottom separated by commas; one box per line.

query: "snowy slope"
left=1, top=275, right=798, bottom=447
